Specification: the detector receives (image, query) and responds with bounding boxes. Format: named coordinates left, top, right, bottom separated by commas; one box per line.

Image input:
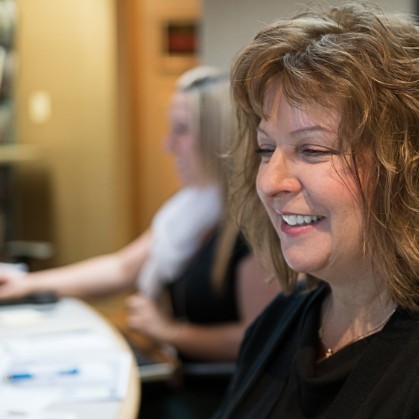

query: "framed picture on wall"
left=156, top=17, right=200, bottom=74
left=164, top=20, right=197, bottom=56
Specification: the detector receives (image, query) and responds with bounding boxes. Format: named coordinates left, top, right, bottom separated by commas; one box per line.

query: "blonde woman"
left=0, top=66, right=278, bottom=418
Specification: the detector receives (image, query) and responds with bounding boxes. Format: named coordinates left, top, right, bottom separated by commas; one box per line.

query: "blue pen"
left=7, top=367, right=80, bottom=382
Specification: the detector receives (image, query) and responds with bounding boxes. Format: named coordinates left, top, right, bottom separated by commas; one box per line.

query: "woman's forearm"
left=25, top=253, right=137, bottom=298
left=3, top=229, right=153, bottom=300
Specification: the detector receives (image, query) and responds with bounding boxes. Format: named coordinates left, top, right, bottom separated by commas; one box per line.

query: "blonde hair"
left=230, top=3, right=419, bottom=310
left=178, top=66, right=239, bottom=292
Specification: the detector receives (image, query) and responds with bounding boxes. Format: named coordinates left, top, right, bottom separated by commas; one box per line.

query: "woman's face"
left=165, top=91, right=207, bottom=187
left=256, top=82, right=371, bottom=283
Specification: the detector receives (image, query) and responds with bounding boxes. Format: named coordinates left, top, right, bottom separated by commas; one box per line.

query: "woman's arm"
left=0, top=229, right=153, bottom=300
left=126, top=253, right=279, bottom=361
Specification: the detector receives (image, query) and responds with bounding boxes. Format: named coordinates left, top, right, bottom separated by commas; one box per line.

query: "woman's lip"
left=279, top=218, right=320, bottom=236
left=275, top=212, right=325, bottom=237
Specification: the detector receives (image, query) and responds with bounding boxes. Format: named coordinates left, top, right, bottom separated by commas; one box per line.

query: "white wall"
left=202, top=0, right=416, bottom=70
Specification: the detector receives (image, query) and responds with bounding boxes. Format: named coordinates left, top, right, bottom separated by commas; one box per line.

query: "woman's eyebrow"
left=290, top=125, right=333, bottom=138
left=257, top=124, right=334, bottom=138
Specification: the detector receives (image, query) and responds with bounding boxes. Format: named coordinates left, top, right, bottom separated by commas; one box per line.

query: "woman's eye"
left=255, top=147, right=274, bottom=161
left=299, top=145, right=338, bottom=161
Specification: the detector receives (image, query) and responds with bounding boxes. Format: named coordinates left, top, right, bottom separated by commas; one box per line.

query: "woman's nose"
left=256, top=150, right=301, bottom=197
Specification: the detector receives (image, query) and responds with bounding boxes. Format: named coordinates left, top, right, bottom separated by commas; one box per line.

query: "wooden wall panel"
left=130, top=0, right=201, bottom=233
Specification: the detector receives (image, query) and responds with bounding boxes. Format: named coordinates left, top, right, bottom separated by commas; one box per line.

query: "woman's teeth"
left=282, top=214, right=322, bottom=226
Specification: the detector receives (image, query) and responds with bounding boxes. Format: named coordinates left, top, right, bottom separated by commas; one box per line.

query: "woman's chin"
left=283, top=256, right=323, bottom=277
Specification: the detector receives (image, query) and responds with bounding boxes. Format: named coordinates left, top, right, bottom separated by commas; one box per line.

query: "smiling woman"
left=213, top=2, right=419, bottom=418
left=255, top=82, right=364, bottom=279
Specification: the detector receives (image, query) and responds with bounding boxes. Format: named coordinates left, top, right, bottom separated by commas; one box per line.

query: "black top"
left=167, top=230, right=249, bottom=325
left=213, top=281, right=419, bottom=419
left=268, top=286, right=373, bottom=418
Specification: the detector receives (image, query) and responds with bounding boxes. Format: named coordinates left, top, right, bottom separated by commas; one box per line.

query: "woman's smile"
left=256, top=82, right=366, bottom=279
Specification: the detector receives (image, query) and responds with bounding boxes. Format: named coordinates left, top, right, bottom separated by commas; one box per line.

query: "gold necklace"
left=318, top=303, right=396, bottom=358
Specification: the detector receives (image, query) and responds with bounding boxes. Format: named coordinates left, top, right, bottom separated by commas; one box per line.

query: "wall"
left=15, top=0, right=132, bottom=266
left=202, top=0, right=415, bottom=70
left=13, top=0, right=201, bottom=268
left=127, top=0, right=201, bottom=233
left=13, top=0, right=414, bottom=268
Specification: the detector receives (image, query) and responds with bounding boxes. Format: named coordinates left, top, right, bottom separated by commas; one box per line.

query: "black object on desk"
left=0, top=291, right=59, bottom=307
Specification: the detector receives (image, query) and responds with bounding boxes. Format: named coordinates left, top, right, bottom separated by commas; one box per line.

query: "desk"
left=88, top=293, right=180, bottom=383
left=0, top=297, right=140, bottom=419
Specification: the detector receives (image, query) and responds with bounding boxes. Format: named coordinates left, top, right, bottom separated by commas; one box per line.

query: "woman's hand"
left=0, top=269, right=30, bottom=300
left=125, top=294, right=182, bottom=344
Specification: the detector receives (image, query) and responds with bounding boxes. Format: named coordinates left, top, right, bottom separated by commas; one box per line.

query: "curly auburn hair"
left=230, top=2, right=419, bottom=311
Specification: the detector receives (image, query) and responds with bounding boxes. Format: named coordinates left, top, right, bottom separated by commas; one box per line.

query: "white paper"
left=29, top=413, right=77, bottom=419
left=0, top=387, right=59, bottom=418
left=3, top=351, right=132, bottom=403
left=0, top=308, right=46, bottom=328
left=1, top=328, right=118, bottom=358
left=0, top=298, right=133, bottom=417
